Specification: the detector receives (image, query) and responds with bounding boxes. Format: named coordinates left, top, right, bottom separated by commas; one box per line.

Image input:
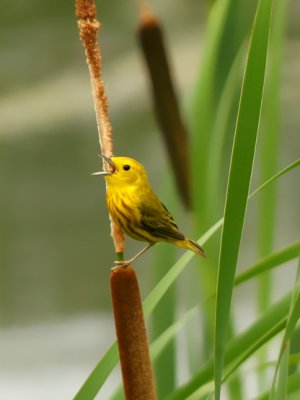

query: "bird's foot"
left=111, top=260, right=131, bottom=270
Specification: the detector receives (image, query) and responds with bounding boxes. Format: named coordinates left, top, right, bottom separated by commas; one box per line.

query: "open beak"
left=91, top=171, right=111, bottom=176
left=91, top=154, right=116, bottom=176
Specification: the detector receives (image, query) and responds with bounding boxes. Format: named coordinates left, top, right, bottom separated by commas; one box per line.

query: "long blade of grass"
left=179, top=244, right=299, bottom=397
left=152, top=246, right=176, bottom=398
left=271, top=255, right=300, bottom=398
left=189, top=0, right=233, bottom=360
left=249, top=158, right=300, bottom=198
left=225, top=351, right=300, bottom=378
left=155, top=242, right=299, bottom=378
left=274, top=345, right=289, bottom=400
left=73, top=158, right=299, bottom=400
left=166, top=293, right=291, bottom=400
left=215, top=259, right=300, bottom=399
left=234, top=240, right=300, bottom=286
left=206, top=42, right=245, bottom=224
left=257, top=0, right=289, bottom=387
left=205, top=319, right=287, bottom=399
left=151, top=306, right=199, bottom=360
left=151, top=183, right=177, bottom=398
left=190, top=0, right=231, bottom=225
left=214, top=0, right=273, bottom=398
left=190, top=1, right=244, bottom=367
left=289, top=325, right=300, bottom=375
left=153, top=242, right=298, bottom=400
left=256, top=372, right=300, bottom=400
left=73, top=342, right=119, bottom=400
left=288, top=352, right=300, bottom=365
left=257, top=0, right=289, bottom=301
left=278, top=273, right=300, bottom=342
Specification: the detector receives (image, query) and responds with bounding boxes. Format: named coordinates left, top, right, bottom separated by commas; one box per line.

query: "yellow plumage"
left=94, top=155, right=205, bottom=267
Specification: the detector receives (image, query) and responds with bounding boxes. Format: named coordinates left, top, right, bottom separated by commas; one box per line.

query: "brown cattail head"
left=111, top=268, right=157, bottom=400
left=137, top=8, right=191, bottom=209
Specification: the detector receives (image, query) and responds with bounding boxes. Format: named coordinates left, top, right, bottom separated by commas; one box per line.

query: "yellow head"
left=93, top=156, right=149, bottom=188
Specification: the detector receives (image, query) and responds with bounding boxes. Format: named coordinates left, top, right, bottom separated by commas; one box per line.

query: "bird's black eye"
left=123, top=164, right=131, bottom=171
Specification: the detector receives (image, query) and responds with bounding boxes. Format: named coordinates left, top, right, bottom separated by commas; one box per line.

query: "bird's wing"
left=139, top=199, right=185, bottom=241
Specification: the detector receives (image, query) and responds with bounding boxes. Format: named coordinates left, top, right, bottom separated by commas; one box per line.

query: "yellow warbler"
left=94, top=155, right=205, bottom=268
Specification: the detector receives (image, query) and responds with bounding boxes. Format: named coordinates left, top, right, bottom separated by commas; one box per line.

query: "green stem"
left=115, top=252, right=124, bottom=262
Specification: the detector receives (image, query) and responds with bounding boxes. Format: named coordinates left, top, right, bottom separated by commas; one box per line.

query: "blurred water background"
left=0, top=1, right=299, bottom=399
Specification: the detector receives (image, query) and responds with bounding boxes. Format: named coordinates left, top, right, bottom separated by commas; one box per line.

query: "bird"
left=93, top=155, right=205, bottom=268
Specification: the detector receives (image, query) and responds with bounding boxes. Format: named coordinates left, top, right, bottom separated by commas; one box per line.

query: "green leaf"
left=234, top=241, right=300, bottom=286
left=279, top=264, right=300, bottom=341
left=152, top=226, right=177, bottom=396
left=166, top=243, right=300, bottom=400
left=271, top=255, right=300, bottom=398
left=166, top=293, right=291, bottom=400
left=256, top=372, right=300, bottom=400
left=289, top=326, right=300, bottom=375
left=214, top=0, right=273, bottom=398
left=206, top=42, right=245, bottom=224
left=288, top=351, right=300, bottom=365
left=256, top=0, right=289, bottom=381
left=249, top=158, right=300, bottom=199
left=152, top=306, right=199, bottom=360
left=190, top=0, right=232, bottom=225
left=73, top=342, right=118, bottom=400
left=189, top=0, right=234, bottom=358
left=257, top=0, right=289, bottom=308
left=274, top=345, right=289, bottom=400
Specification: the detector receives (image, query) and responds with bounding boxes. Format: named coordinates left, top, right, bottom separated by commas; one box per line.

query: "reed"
left=75, top=1, right=156, bottom=399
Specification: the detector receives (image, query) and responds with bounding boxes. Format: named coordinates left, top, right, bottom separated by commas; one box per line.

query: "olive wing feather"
left=139, top=200, right=185, bottom=241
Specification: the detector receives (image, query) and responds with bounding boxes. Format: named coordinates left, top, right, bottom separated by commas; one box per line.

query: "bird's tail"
left=177, top=238, right=206, bottom=257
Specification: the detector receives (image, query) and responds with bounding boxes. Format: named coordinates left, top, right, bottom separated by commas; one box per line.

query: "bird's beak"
left=91, top=154, right=117, bottom=176
left=91, top=171, right=112, bottom=176
left=99, top=154, right=117, bottom=170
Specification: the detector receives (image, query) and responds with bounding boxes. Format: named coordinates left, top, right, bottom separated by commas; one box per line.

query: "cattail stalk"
left=75, top=1, right=156, bottom=399
left=75, top=0, right=124, bottom=253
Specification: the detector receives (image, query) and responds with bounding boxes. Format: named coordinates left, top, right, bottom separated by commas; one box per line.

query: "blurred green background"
left=0, top=0, right=190, bottom=325
left=0, top=0, right=299, bottom=399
